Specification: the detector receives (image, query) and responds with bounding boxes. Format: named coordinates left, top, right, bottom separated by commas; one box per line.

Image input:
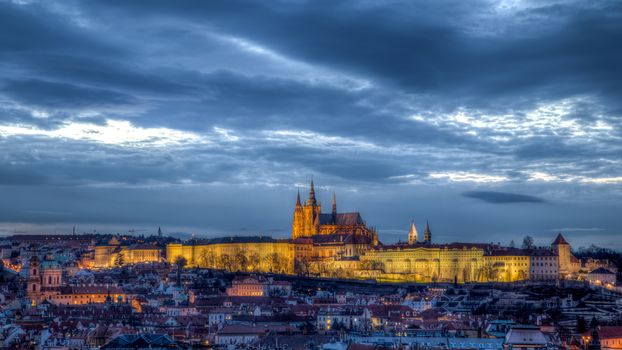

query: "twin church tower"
left=407, top=220, right=432, bottom=245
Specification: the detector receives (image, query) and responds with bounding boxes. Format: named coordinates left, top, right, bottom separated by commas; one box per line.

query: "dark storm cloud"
left=76, top=0, right=622, bottom=108
left=2, top=79, right=134, bottom=109
left=0, top=0, right=621, bottom=246
left=463, top=191, right=546, bottom=204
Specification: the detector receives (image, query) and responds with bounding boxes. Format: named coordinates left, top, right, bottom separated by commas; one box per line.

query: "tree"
left=234, top=249, right=249, bottom=272
left=248, top=253, right=261, bottom=272
left=174, top=256, right=187, bottom=287
left=114, top=253, right=125, bottom=268
left=265, top=253, right=282, bottom=273
left=478, top=264, right=498, bottom=282
left=219, top=254, right=234, bottom=271
left=198, top=249, right=215, bottom=268
left=576, top=316, right=588, bottom=333
left=295, top=256, right=312, bottom=276
left=522, top=236, right=535, bottom=249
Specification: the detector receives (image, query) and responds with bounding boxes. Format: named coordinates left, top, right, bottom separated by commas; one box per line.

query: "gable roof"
left=101, top=334, right=180, bottom=349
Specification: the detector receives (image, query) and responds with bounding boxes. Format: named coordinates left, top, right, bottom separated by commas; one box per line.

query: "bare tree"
left=114, top=253, right=125, bottom=268
left=522, top=236, right=535, bottom=249
left=234, top=249, right=249, bottom=272
left=198, top=249, right=215, bottom=268
left=248, top=252, right=261, bottom=272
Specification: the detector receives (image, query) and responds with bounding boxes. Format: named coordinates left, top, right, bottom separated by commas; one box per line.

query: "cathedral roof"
left=552, top=233, right=569, bottom=245
left=319, top=212, right=364, bottom=226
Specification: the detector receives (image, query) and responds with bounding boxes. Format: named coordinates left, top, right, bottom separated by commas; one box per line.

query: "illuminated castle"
left=164, top=181, right=606, bottom=284
left=291, top=180, right=378, bottom=245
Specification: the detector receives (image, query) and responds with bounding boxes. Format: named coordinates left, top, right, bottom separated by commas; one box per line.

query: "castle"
left=162, top=180, right=614, bottom=284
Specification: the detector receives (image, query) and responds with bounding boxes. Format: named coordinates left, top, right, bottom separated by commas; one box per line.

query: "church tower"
left=302, top=180, right=320, bottom=237
left=423, top=221, right=432, bottom=244
left=27, top=253, right=41, bottom=304
left=408, top=220, right=418, bottom=244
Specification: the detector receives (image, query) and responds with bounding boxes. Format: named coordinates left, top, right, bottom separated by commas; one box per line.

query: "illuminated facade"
left=48, top=285, right=127, bottom=305
left=166, top=236, right=294, bottom=274
left=291, top=180, right=378, bottom=245
left=360, top=243, right=486, bottom=283
left=163, top=181, right=585, bottom=284
left=93, top=237, right=161, bottom=268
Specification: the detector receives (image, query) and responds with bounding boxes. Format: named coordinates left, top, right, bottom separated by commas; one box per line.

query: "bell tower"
left=408, top=220, right=418, bottom=244
left=27, top=253, right=41, bottom=304
left=423, top=221, right=432, bottom=244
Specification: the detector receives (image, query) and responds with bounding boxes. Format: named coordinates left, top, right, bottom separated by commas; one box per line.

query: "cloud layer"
left=0, top=0, right=621, bottom=248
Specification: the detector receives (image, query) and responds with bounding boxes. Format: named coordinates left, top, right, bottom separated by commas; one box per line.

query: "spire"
left=424, top=220, right=432, bottom=244
left=332, top=192, right=337, bottom=223
left=296, top=190, right=301, bottom=207
left=408, top=220, right=418, bottom=244
left=158, top=226, right=162, bottom=237
left=308, top=178, right=317, bottom=206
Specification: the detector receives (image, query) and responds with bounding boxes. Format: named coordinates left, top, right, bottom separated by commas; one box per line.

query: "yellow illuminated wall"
left=166, top=241, right=294, bottom=274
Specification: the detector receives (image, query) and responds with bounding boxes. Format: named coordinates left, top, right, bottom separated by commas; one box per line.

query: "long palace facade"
left=163, top=181, right=595, bottom=283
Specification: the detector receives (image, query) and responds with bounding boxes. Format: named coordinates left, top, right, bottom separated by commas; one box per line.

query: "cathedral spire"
left=308, top=178, right=317, bottom=206
left=332, top=192, right=337, bottom=221
left=296, top=190, right=301, bottom=207
left=424, top=220, right=432, bottom=244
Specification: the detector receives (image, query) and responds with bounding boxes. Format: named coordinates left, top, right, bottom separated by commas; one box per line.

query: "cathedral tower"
left=424, top=221, right=432, bottom=244
left=408, top=220, right=418, bottom=244
left=292, top=191, right=304, bottom=239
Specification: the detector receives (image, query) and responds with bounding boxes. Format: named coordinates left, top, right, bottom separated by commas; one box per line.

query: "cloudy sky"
left=1, top=0, right=621, bottom=248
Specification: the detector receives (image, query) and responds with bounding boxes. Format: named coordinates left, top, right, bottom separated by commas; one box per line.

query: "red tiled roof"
left=598, top=326, right=622, bottom=339
left=552, top=233, right=569, bottom=245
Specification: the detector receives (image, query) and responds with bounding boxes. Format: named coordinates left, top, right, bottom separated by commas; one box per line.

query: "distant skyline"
left=0, top=1, right=621, bottom=249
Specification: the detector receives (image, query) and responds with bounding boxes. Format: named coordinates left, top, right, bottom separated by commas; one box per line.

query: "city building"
left=94, top=237, right=162, bottom=268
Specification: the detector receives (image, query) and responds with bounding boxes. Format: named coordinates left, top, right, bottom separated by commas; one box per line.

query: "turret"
left=552, top=232, right=572, bottom=278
